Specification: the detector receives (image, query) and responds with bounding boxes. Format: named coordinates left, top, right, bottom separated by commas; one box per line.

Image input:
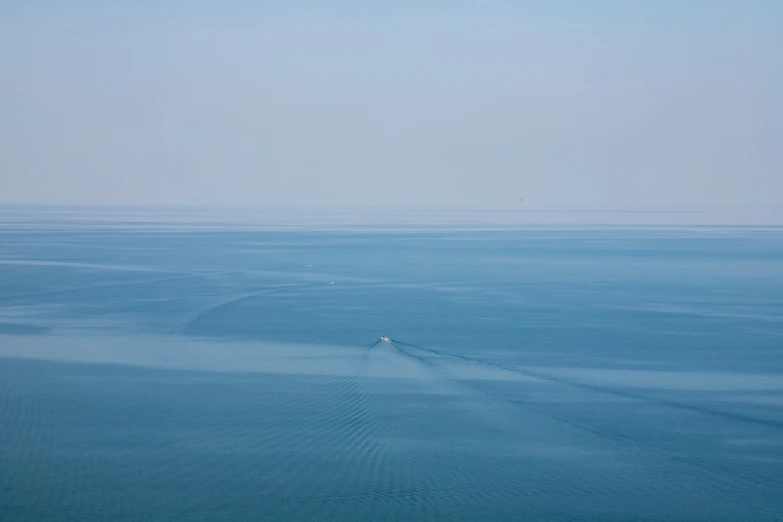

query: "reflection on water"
left=1, top=210, right=783, bottom=520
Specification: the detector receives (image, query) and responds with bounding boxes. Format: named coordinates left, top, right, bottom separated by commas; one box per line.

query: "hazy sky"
left=1, top=1, right=781, bottom=208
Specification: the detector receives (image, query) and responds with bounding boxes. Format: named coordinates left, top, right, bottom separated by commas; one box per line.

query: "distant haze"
left=1, top=1, right=781, bottom=208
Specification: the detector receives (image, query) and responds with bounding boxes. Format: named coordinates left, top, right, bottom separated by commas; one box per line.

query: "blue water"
left=2, top=212, right=783, bottom=520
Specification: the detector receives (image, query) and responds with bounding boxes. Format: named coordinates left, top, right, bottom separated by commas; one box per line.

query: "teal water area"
left=2, top=212, right=783, bottom=520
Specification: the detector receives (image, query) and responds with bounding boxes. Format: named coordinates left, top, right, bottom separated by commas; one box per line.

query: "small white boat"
left=381, top=336, right=390, bottom=342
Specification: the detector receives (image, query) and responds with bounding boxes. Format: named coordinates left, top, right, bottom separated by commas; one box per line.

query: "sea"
left=1, top=206, right=782, bottom=521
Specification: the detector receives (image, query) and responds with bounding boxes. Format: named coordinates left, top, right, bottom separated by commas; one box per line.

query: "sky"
left=1, top=1, right=781, bottom=208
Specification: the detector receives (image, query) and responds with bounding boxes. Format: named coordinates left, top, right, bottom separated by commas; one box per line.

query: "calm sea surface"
left=2, top=209, right=783, bottom=520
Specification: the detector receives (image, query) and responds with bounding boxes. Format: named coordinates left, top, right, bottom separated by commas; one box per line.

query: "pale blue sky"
left=1, top=1, right=781, bottom=208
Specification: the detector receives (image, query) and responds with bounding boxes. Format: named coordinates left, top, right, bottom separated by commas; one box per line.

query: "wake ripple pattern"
left=375, top=338, right=783, bottom=520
